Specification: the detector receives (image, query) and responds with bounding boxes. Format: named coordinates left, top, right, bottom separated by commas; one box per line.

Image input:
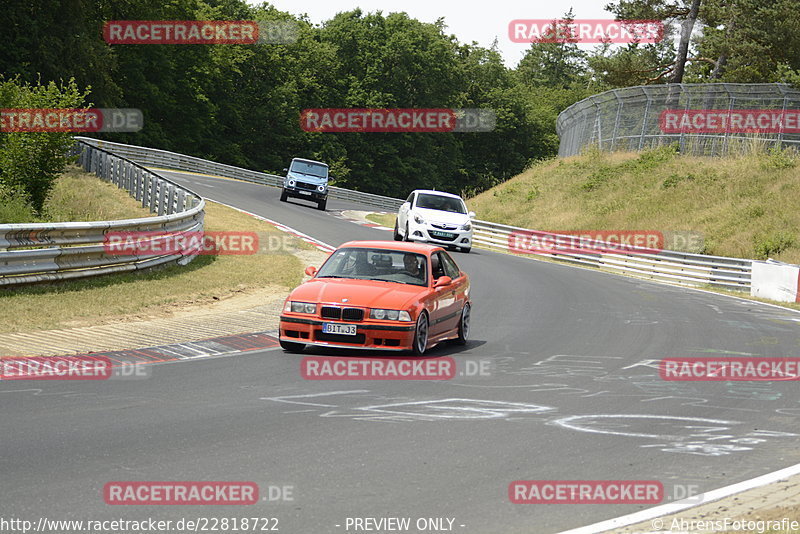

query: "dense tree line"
left=2, top=0, right=798, bottom=209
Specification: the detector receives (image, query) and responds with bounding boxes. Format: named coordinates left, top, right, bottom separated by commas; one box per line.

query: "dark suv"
left=280, top=158, right=329, bottom=210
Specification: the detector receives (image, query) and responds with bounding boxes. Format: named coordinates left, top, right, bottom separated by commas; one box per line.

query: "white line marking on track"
left=261, top=390, right=370, bottom=407
left=557, top=461, right=800, bottom=534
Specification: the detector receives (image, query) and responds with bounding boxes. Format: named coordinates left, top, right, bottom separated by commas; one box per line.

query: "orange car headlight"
left=370, top=309, right=412, bottom=321
left=285, top=301, right=317, bottom=314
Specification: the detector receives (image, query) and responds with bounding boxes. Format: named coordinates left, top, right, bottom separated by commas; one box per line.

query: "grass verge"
left=0, top=168, right=309, bottom=333
left=42, top=165, right=158, bottom=222
left=467, top=146, right=800, bottom=263
left=365, top=212, right=397, bottom=228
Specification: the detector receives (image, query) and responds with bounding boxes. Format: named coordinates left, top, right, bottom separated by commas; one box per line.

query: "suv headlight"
left=284, top=301, right=316, bottom=314
left=413, top=214, right=425, bottom=224
left=288, top=179, right=296, bottom=187
left=317, top=185, right=326, bottom=192
left=461, top=221, right=472, bottom=231
left=370, top=309, right=412, bottom=321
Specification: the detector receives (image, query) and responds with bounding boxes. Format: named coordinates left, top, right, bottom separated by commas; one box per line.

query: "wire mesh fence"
left=557, top=83, right=800, bottom=157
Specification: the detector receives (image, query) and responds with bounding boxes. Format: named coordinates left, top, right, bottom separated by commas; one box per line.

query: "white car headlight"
left=285, top=301, right=316, bottom=314
left=413, top=214, right=425, bottom=224
left=288, top=179, right=296, bottom=187
left=317, top=185, right=325, bottom=192
left=461, top=222, right=472, bottom=231
left=370, top=309, right=412, bottom=321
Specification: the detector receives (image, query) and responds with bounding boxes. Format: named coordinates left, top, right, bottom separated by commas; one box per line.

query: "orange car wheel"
left=456, top=303, right=470, bottom=345
left=412, top=311, right=429, bottom=355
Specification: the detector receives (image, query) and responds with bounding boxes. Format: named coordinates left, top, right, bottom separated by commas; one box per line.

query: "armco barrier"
left=471, top=220, right=752, bottom=291
left=0, top=141, right=205, bottom=286
left=73, top=138, right=756, bottom=292
left=75, top=137, right=405, bottom=211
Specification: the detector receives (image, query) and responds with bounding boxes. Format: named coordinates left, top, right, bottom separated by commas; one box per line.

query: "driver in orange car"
left=402, top=253, right=422, bottom=279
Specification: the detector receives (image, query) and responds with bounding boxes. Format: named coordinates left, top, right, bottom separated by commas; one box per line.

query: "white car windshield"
left=315, top=248, right=428, bottom=286
left=415, top=193, right=467, bottom=214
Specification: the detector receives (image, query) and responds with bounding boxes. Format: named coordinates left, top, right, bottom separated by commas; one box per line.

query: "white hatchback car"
left=394, top=190, right=475, bottom=253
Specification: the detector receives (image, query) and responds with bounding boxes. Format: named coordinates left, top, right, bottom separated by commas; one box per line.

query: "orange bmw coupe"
left=279, top=240, right=471, bottom=354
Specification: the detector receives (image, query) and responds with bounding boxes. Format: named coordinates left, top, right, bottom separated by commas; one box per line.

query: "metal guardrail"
left=471, top=220, right=752, bottom=291
left=75, top=137, right=405, bottom=211
left=73, top=137, right=752, bottom=291
left=0, top=141, right=205, bottom=286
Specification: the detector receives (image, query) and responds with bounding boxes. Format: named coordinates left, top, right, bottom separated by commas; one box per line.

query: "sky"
left=260, top=0, right=616, bottom=67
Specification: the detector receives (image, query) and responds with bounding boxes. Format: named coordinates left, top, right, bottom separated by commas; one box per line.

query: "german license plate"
left=298, top=190, right=312, bottom=195
left=430, top=231, right=455, bottom=239
left=323, top=323, right=357, bottom=335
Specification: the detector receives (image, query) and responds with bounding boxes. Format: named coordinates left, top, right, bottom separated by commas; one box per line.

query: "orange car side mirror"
left=305, top=266, right=318, bottom=277
left=433, top=276, right=452, bottom=288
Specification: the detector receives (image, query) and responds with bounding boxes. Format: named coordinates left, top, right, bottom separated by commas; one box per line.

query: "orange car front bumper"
left=279, top=315, right=416, bottom=351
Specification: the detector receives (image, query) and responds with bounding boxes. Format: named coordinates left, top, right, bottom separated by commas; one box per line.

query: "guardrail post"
left=134, top=168, right=142, bottom=201
left=157, top=179, right=167, bottom=216
left=166, top=183, right=175, bottom=215
left=176, top=188, right=186, bottom=212
left=123, top=163, right=130, bottom=192
left=115, top=158, right=123, bottom=187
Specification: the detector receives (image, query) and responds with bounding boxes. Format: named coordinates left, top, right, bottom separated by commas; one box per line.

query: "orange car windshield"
left=315, top=248, right=428, bottom=286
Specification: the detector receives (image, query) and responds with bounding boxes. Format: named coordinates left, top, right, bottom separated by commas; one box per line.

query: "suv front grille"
left=296, top=181, right=317, bottom=191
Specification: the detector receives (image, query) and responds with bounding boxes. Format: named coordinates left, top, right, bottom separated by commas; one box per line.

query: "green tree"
left=604, top=0, right=701, bottom=83
left=0, top=77, right=89, bottom=213
left=516, top=10, right=588, bottom=89
left=690, top=0, right=800, bottom=82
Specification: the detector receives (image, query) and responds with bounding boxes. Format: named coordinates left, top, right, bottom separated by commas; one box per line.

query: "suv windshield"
left=316, top=248, right=428, bottom=286
left=415, top=193, right=466, bottom=214
left=290, top=161, right=328, bottom=178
